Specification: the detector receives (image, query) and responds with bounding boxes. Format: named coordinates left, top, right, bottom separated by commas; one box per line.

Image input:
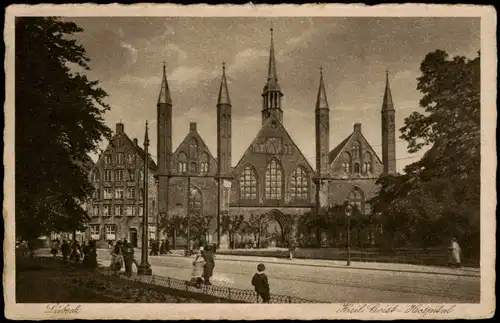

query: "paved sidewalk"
left=39, top=248, right=479, bottom=277
left=159, top=250, right=480, bottom=277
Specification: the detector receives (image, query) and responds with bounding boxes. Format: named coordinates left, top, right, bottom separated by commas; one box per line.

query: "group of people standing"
left=149, top=238, right=172, bottom=256
left=49, top=239, right=98, bottom=269
left=190, top=245, right=216, bottom=288
left=109, top=238, right=136, bottom=276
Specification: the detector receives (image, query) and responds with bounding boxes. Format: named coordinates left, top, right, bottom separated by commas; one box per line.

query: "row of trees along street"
left=15, top=17, right=112, bottom=243
left=370, top=50, right=480, bottom=261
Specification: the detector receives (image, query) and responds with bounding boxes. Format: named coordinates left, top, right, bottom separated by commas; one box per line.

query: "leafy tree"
left=221, top=214, right=245, bottom=249
left=371, top=50, right=480, bottom=255
left=15, top=17, right=112, bottom=240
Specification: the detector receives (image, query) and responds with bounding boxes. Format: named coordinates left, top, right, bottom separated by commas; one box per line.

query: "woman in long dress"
left=448, top=237, right=462, bottom=268
left=110, top=241, right=123, bottom=275
left=191, top=248, right=206, bottom=288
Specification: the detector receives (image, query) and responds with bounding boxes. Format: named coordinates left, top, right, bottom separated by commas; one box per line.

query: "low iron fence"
left=98, top=269, right=318, bottom=304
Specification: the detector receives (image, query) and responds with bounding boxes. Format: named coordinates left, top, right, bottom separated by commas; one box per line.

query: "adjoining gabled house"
left=86, top=123, right=158, bottom=248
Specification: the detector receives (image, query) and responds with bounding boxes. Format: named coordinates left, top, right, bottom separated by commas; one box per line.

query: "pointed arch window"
left=289, top=167, right=308, bottom=200
left=353, top=163, right=360, bottom=175
left=347, top=188, right=365, bottom=215
left=92, top=169, right=100, bottom=183
left=126, top=151, right=136, bottom=164
left=189, top=187, right=203, bottom=217
left=351, top=141, right=361, bottom=158
left=240, top=165, right=257, bottom=200
left=104, top=154, right=112, bottom=165
left=178, top=152, right=187, bottom=173
left=341, top=152, right=351, bottom=173
left=190, top=162, right=197, bottom=173
left=363, top=151, right=373, bottom=174
left=200, top=152, right=209, bottom=174
left=189, top=138, right=198, bottom=159
left=265, top=159, right=283, bottom=200
left=138, top=168, right=144, bottom=181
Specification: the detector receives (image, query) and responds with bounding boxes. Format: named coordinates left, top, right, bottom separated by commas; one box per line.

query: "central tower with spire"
left=157, top=63, right=173, bottom=223
left=261, top=27, right=284, bottom=125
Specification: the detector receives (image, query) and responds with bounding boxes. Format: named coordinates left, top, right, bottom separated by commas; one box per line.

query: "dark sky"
left=67, top=17, right=480, bottom=172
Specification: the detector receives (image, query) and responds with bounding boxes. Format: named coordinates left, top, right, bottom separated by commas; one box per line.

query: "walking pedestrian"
left=160, top=239, right=166, bottom=255
left=61, top=239, right=70, bottom=262
left=70, top=240, right=81, bottom=264
left=122, top=238, right=135, bottom=276
left=50, top=240, right=59, bottom=259
left=448, top=237, right=462, bottom=268
left=191, top=247, right=206, bottom=288
left=202, top=245, right=215, bottom=285
left=165, top=239, right=172, bottom=254
left=251, top=263, right=270, bottom=303
left=110, top=241, right=123, bottom=275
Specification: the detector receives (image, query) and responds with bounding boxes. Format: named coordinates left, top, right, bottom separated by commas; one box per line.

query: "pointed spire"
left=158, top=63, right=172, bottom=105
left=144, top=120, right=150, bottom=146
left=316, top=66, right=329, bottom=110
left=217, top=62, right=231, bottom=105
left=382, top=70, right=394, bottom=111
left=268, top=26, right=278, bottom=81
left=263, top=26, right=281, bottom=93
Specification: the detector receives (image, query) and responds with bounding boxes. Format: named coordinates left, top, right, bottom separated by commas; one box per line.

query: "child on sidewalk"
left=251, top=263, right=270, bottom=303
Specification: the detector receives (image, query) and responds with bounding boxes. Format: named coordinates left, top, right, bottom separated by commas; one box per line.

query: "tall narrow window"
left=104, top=170, right=112, bottom=181
left=354, top=163, right=360, bottom=175
left=126, top=187, right=135, bottom=199
left=127, top=152, right=136, bottom=164
left=289, top=167, right=308, bottom=200
left=352, top=141, right=361, bottom=158
left=190, top=162, right=197, bottom=173
left=115, top=188, right=124, bottom=199
left=138, top=169, right=144, bottom=181
left=200, top=152, right=209, bottom=174
left=178, top=152, right=187, bottom=173
left=189, top=138, right=198, bottom=159
left=240, top=165, right=257, bottom=200
left=115, top=169, right=124, bottom=181
left=363, top=151, right=373, bottom=173
left=347, top=188, right=364, bottom=215
left=114, top=205, right=123, bottom=216
left=127, top=168, right=135, bottom=180
left=342, top=152, right=352, bottom=173
left=265, top=159, right=283, bottom=200
left=189, top=188, right=203, bottom=217
left=92, top=169, right=100, bottom=182
left=116, top=153, right=124, bottom=165
left=104, top=154, right=112, bottom=165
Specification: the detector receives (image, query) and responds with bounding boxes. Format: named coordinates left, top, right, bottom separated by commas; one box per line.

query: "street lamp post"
left=186, top=176, right=191, bottom=255
left=137, top=121, right=152, bottom=276
left=345, top=200, right=352, bottom=266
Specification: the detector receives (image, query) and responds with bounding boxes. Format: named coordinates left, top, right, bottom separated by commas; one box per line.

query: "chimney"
left=354, top=123, right=362, bottom=133
left=133, top=138, right=138, bottom=146
left=190, top=122, right=197, bottom=132
left=116, top=122, right=124, bottom=134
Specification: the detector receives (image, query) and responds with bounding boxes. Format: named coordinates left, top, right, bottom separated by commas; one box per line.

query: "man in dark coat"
left=202, top=245, right=215, bottom=285
left=122, top=238, right=135, bottom=276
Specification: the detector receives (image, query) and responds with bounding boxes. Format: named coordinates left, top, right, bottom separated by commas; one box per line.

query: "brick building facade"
left=85, top=123, right=158, bottom=248
left=155, top=28, right=397, bottom=249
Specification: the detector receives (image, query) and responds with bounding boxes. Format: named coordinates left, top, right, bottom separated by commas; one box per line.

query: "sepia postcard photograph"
left=3, top=3, right=496, bottom=321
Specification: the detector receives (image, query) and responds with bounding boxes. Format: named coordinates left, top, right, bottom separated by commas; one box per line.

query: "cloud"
left=228, top=48, right=268, bottom=73
left=170, top=66, right=205, bottom=86
left=118, top=75, right=161, bottom=88
left=120, top=41, right=138, bottom=65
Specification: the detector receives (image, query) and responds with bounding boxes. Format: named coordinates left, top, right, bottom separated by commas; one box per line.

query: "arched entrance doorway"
left=261, top=209, right=289, bottom=248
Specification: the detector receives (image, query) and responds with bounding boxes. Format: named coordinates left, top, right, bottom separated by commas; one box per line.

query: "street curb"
left=91, top=249, right=479, bottom=278
left=160, top=253, right=480, bottom=278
